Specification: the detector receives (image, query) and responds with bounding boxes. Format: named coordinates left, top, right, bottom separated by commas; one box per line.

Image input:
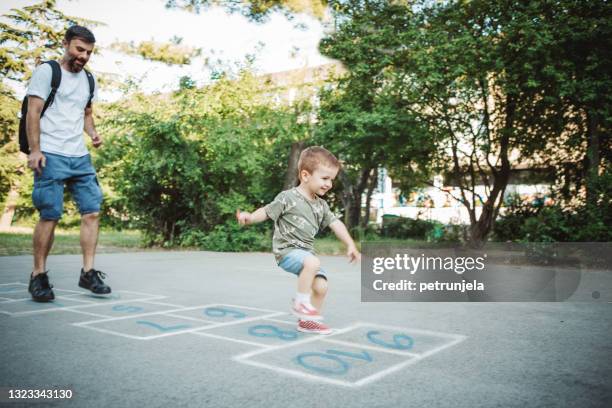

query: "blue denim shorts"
left=32, top=152, right=103, bottom=220
left=278, top=249, right=327, bottom=280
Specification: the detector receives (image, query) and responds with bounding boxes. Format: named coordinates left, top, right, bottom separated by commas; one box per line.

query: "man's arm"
left=236, top=207, right=269, bottom=226
left=329, top=220, right=361, bottom=263
left=84, top=105, right=102, bottom=148
left=26, top=96, right=46, bottom=174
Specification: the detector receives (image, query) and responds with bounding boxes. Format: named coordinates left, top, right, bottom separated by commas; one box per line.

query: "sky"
left=1, top=0, right=336, bottom=100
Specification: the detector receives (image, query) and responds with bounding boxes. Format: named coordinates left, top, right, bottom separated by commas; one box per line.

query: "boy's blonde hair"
left=297, top=146, right=341, bottom=174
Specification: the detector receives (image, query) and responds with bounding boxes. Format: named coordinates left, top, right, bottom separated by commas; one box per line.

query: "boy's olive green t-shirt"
left=265, top=188, right=338, bottom=262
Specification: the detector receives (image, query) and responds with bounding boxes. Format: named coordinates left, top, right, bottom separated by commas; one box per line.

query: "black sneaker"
left=78, top=268, right=112, bottom=295
left=28, top=271, right=55, bottom=302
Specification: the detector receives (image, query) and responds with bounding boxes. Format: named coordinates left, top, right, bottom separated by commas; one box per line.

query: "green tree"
left=97, top=70, right=312, bottom=247
left=0, top=0, right=100, bottom=82
left=316, top=1, right=433, bottom=231
left=321, top=0, right=610, bottom=243
left=110, top=40, right=202, bottom=65
left=315, top=77, right=432, bottom=231
left=550, top=0, right=611, bottom=206
left=165, top=0, right=328, bottom=21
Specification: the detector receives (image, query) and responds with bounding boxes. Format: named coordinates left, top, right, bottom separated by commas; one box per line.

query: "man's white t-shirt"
left=26, top=63, right=97, bottom=157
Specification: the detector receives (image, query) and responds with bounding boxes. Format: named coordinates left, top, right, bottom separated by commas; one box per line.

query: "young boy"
left=236, top=146, right=361, bottom=335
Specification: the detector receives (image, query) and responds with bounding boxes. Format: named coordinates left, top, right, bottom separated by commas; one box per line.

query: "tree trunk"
left=0, top=186, right=19, bottom=232
left=585, top=109, right=600, bottom=206
left=337, top=169, right=352, bottom=226
left=468, top=96, right=514, bottom=246
left=284, top=141, right=306, bottom=190
left=338, top=166, right=372, bottom=232
left=361, top=167, right=378, bottom=229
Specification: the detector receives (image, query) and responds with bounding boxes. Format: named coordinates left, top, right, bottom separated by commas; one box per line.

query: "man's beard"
left=68, top=56, right=86, bottom=72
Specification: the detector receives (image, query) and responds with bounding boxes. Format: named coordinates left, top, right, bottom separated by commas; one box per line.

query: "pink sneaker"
left=297, top=319, right=332, bottom=335
left=292, top=300, right=323, bottom=321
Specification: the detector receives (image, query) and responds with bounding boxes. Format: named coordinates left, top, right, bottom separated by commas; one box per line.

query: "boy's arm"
left=236, top=207, right=268, bottom=226
left=329, top=220, right=361, bottom=263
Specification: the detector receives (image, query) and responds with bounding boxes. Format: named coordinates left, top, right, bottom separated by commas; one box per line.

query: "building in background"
left=370, top=167, right=553, bottom=225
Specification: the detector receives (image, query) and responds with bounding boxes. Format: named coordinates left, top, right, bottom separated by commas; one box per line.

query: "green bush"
left=179, top=222, right=271, bottom=252
left=380, top=215, right=461, bottom=242
left=381, top=215, right=434, bottom=239
left=493, top=194, right=538, bottom=242
left=570, top=170, right=612, bottom=242
left=95, top=72, right=309, bottom=251
left=521, top=206, right=571, bottom=242
left=427, top=223, right=464, bottom=243
left=494, top=179, right=612, bottom=242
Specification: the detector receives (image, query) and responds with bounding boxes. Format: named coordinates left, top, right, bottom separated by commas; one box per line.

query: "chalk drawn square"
left=0, top=289, right=38, bottom=300
left=0, top=297, right=94, bottom=316
left=0, top=288, right=86, bottom=301
left=77, top=314, right=213, bottom=339
left=328, top=323, right=466, bottom=357
left=168, top=304, right=282, bottom=324
left=68, top=301, right=179, bottom=318
left=66, top=290, right=162, bottom=303
left=0, top=283, right=28, bottom=295
left=195, top=318, right=310, bottom=347
left=236, top=339, right=416, bottom=387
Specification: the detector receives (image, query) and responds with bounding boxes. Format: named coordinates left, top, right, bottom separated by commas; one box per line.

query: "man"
left=26, top=25, right=110, bottom=302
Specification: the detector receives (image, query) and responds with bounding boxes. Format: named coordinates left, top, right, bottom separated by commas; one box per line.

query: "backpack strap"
left=18, top=60, right=61, bottom=154
left=41, top=60, right=61, bottom=118
left=84, top=68, right=95, bottom=108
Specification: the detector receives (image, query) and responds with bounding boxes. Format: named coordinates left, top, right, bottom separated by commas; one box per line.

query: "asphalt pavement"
left=1, top=251, right=611, bottom=407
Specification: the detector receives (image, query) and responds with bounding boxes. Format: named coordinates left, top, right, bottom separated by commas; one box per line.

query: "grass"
left=313, top=236, right=422, bottom=255
left=0, top=229, right=427, bottom=257
left=0, top=230, right=144, bottom=256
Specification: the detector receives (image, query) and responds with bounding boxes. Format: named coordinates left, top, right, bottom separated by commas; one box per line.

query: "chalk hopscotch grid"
left=232, top=322, right=467, bottom=387
left=1, top=282, right=468, bottom=387
left=0, top=283, right=167, bottom=316
left=72, top=303, right=288, bottom=340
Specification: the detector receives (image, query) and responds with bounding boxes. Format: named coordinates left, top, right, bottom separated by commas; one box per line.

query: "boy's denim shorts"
left=32, top=152, right=103, bottom=221
left=278, top=249, right=327, bottom=280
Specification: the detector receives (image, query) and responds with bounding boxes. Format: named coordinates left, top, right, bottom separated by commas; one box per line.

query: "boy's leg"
left=310, top=276, right=328, bottom=312
left=297, top=275, right=332, bottom=335
left=288, top=254, right=323, bottom=320
left=297, top=255, right=320, bottom=294
left=279, top=250, right=323, bottom=320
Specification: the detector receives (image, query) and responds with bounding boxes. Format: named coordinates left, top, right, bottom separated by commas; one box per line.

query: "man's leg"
left=80, top=212, right=99, bottom=271
left=71, top=156, right=109, bottom=294
left=29, top=153, right=64, bottom=301
left=30, top=218, right=59, bottom=301
left=78, top=212, right=110, bottom=294
left=33, top=219, right=58, bottom=275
